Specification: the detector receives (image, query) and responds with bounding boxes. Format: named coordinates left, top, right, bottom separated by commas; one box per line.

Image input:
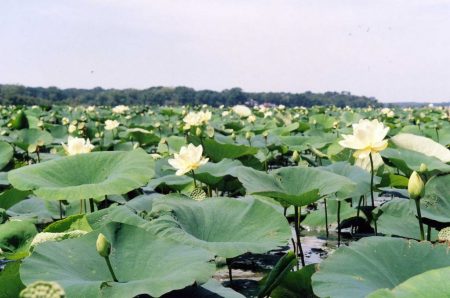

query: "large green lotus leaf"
left=381, top=148, right=450, bottom=175
left=0, top=188, right=31, bottom=210
left=391, top=133, right=450, bottom=163
left=147, top=196, right=291, bottom=258
left=414, top=174, right=450, bottom=223
left=8, top=149, right=154, bottom=201
left=376, top=198, right=437, bottom=240
left=0, top=220, right=37, bottom=260
left=189, top=135, right=258, bottom=162
left=311, top=237, right=450, bottom=298
left=20, top=223, right=215, bottom=298
left=279, top=134, right=336, bottom=151
left=147, top=174, right=193, bottom=191
left=322, top=162, right=379, bottom=198
left=0, top=262, right=25, bottom=298
left=7, top=197, right=59, bottom=224
left=12, top=128, right=53, bottom=150
left=0, top=141, right=13, bottom=170
left=366, top=266, right=450, bottom=298
left=195, top=158, right=243, bottom=186
left=124, top=128, right=160, bottom=146
left=233, top=166, right=355, bottom=207
left=156, top=136, right=186, bottom=154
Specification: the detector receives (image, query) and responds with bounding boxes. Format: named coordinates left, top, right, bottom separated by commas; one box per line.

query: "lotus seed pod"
left=408, top=171, right=424, bottom=200
left=190, top=187, right=207, bottom=201
left=96, top=233, right=111, bottom=258
left=419, top=163, right=428, bottom=173
left=438, top=227, right=450, bottom=243
left=20, top=281, right=65, bottom=298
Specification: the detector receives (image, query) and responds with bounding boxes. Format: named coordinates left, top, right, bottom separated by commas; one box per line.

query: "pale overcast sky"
left=0, top=0, right=449, bottom=103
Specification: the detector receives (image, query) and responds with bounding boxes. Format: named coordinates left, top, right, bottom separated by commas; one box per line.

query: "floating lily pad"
left=8, top=149, right=154, bottom=201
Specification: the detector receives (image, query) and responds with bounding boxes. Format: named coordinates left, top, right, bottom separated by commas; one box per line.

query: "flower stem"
left=191, top=170, right=197, bottom=188
left=369, top=153, right=378, bottom=235
left=104, top=256, right=118, bottom=282
left=414, top=199, right=425, bottom=240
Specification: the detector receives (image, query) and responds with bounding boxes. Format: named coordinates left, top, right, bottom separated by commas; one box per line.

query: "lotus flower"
left=168, top=144, right=208, bottom=176
left=339, top=119, right=389, bottom=159
left=183, top=110, right=212, bottom=129
left=112, top=105, right=129, bottom=114
left=232, top=105, right=252, bottom=117
left=104, top=119, right=120, bottom=130
left=62, top=136, right=94, bottom=156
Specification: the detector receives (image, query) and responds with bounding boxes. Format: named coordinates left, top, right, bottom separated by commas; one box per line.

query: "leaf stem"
left=369, top=153, right=378, bottom=235
left=294, top=206, right=305, bottom=266
left=191, top=170, right=197, bottom=188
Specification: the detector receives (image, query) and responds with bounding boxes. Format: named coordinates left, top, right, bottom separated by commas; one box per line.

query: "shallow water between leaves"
left=214, top=227, right=351, bottom=297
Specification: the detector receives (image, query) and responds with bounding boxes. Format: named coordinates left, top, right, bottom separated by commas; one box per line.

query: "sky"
left=0, top=0, right=449, bottom=103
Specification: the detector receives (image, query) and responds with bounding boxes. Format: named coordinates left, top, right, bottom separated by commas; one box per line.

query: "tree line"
left=0, top=85, right=379, bottom=107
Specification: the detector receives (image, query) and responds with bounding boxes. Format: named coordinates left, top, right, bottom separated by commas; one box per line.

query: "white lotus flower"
left=62, top=136, right=95, bottom=156
left=112, top=105, right=129, bottom=114
left=168, top=144, right=209, bottom=176
left=86, top=106, right=96, bottom=112
left=232, top=105, right=252, bottom=117
left=104, top=119, right=120, bottom=130
left=247, top=114, right=257, bottom=123
left=339, top=119, right=389, bottom=160
left=68, top=124, right=77, bottom=133
left=183, top=110, right=212, bottom=129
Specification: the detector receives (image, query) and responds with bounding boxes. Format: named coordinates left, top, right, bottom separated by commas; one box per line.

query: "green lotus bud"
left=195, top=127, right=202, bottom=137
left=245, top=131, right=252, bottom=140
left=206, top=126, right=215, bottom=138
left=262, top=131, right=269, bottom=138
left=96, top=233, right=111, bottom=258
left=20, top=281, right=65, bottom=298
left=419, top=163, right=428, bottom=173
left=231, top=132, right=236, bottom=140
left=292, top=150, right=300, bottom=162
left=27, top=144, right=37, bottom=153
left=408, top=171, right=424, bottom=200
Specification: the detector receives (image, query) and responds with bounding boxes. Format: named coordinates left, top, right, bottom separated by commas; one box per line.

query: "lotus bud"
left=231, top=132, right=236, bottom=140
left=245, top=131, right=252, bottom=140
left=262, top=131, right=269, bottom=138
left=159, top=137, right=167, bottom=145
left=96, top=233, right=111, bottom=258
left=37, top=139, right=45, bottom=147
left=408, top=171, right=424, bottom=200
left=27, top=144, right=37, bottom=153
left=206, top=126, right=215, bottom=138
left=419, top=163, right=428, bottom=173
left=292, top=150, right=300, bottom=162
left=195, top=127, right=202, bottom=137
left=154, top=122, right=161, bottom=128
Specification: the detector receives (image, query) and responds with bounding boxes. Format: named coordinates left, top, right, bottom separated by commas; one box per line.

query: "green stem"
left=337, top=200, right=341, bottom=247
left=324, top=199, right=329, bottom=238
left=369, top=153, right=378, bottom=235
left=191, top=170, right=197, bottom=188
left=104, top=256, right=118, bottom=282
left=294, top=206, right=305, bottom=266
left=414, top=199, right=425, bottom=241
left=89, top=198, right=95, bottom=213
